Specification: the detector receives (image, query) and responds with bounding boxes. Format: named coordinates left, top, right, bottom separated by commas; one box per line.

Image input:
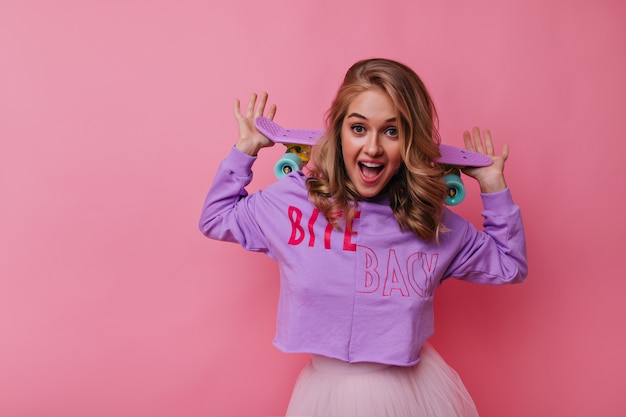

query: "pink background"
left=1, top=1, right=625, bottom=416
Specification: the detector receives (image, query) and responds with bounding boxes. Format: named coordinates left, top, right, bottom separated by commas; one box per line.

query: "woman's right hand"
left=234, top=92, right=277, bottom=156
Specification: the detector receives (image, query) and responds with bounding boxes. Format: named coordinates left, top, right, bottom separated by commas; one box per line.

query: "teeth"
left=361, top=162, right=382, bottom=168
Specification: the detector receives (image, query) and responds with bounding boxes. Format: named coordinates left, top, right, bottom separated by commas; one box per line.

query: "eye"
left=384, top=127, right=398, bottom=137
left=351, top=124, right=366, bottom=134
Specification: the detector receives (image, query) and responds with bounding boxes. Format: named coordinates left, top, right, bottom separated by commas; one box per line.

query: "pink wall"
left=1, top=1, right=625, bottom=416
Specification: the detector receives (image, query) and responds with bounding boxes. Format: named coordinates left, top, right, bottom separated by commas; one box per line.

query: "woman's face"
left=340, top=88, right=402, bottom=198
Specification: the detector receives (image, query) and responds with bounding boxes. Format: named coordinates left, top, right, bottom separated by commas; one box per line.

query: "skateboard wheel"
left=274, top=153, right=304, bottom=178
left=443, top=174, right=466, bottom=206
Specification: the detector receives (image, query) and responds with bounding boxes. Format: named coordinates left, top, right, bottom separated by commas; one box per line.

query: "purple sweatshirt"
left=199, top=147, right=528, bottom=366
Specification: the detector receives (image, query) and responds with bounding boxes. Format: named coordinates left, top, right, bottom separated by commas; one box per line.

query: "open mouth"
left=359, top=162, right=384, bottom=180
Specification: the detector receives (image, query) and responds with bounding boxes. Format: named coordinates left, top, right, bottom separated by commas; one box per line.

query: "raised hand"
left=234, top=92, right=277, bottom=156
left=461, top=127, right=508, bottom=193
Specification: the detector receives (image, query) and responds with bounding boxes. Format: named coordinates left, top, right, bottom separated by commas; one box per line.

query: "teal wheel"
left=443, top=174, right=466, bottom=206
left=274, top=153, right=303, bottom=178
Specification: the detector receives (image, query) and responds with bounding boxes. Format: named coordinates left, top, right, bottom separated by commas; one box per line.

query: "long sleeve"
left=198, top=146, right=270, bottom=252
left=442, top=189, right=528, bottom=285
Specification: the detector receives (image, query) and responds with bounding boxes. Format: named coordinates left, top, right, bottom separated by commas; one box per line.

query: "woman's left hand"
left=461, top=127, right=508, bottom=194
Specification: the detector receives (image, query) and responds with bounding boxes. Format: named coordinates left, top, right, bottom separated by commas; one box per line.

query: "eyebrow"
left=346, top=112, right=396, bottom=123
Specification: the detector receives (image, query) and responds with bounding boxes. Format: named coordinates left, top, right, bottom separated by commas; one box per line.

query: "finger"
left=472, top=127, right=485, bottom=154
left=233, top=98, right=242, bottom=119
left=463, top=130, right=473, bottom=150
left=267, top=103, right=277, bottom=121
left=255, top=92, right=269, bottom=118
left=501, top=143, right=510, bottom=161
left=483, top=129, right=494, bottom=156
left=245, top=93, right=257, bottom=118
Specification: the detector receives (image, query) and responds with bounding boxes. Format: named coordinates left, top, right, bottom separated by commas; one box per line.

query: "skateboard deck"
left=255, top=117, right=493, bottom=205
left=437, top=144, right=492, bottom=167
left=255, top=116, right=323, bottom=146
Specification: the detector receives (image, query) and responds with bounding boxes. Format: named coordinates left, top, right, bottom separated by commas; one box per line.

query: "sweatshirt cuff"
left=223, top=146, right=257, bottom=176
left=480, top=188, right=515, bottom=212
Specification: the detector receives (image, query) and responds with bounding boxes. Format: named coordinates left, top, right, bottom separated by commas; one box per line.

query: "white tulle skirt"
left=285, top=344, right=479, bottom=417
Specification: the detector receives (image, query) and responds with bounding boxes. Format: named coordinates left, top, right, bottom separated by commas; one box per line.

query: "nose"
left=363, top=133, right=383, bottom=156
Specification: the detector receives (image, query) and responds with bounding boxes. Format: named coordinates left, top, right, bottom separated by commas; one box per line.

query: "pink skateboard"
left=255, top=117, right=492, bottom=205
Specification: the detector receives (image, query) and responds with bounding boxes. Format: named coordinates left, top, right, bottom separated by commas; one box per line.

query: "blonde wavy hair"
left=306, top=58, right=448, bottom=241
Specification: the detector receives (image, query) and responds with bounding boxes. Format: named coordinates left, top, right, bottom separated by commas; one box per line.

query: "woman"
left=199, top=58, right=527, bottom=416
